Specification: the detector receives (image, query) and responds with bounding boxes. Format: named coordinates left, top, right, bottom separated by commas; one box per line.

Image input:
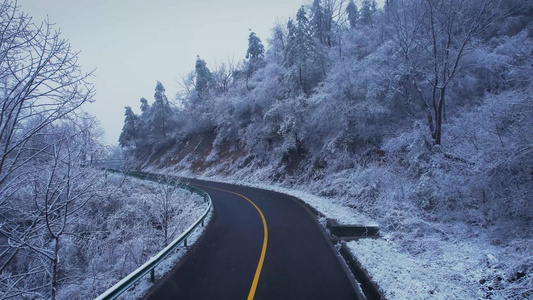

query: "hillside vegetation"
left=120, top=0, right=533, bottom=298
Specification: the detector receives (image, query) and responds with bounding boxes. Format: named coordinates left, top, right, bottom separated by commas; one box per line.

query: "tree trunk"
left=434, top=86, right=446, bottom=145
left=51, top=237, right=60, bottom=300
left=299, top=66, right=303, bottom=93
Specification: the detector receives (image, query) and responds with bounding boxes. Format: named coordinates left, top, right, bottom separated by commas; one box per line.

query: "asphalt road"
left=143, top=178, right=360, bottom=300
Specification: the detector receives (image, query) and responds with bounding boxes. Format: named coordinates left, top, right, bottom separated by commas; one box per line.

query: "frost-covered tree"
left=119, top=82, right=175, bottom=160
left=0, top=4, right=103, bottom=297
left=0, top=1, right=94, bottom=194
left=150, top=81, right=173, bottom=137
left=140, top=97, right=150, bottom=114
left=419, top=0, right=506, bottom=145
left=346, top=0, right=359, bottom=28
left=39, top=124, right=100, bottom=300
left=243, top=31, right=266, bottom=89
left=119, top=106, right=138, bottom=148
left=311, top=0, right=336, bottom=47
left=267, top=23, right=287, bottom=65
left=195, top=56, right=212, bottom=98
left=212, top=59, right=236, bottom=94
left=359, top=0, right=377, bottom=27
left=246, top=31, right=265, bottom=61
left=285, top=6, right=326, bottom=95
left=0, top=119, right=102, bottom=299
left=149, top=175, right=196, bottom=247
left=311, top=0, right=326, bottom=44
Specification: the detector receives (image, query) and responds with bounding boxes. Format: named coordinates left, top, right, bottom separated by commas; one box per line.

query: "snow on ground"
left=119, top=210, right=213, bottom=300
left=119, top=174, right=211, bottom=299
left=348, top=238, right=482, bottom=299
left=348, top=233, right=533, bottom=300
left=74, top=172, right=212, bottom=300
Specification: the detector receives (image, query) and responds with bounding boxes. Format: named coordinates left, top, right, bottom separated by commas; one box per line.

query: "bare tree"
left=420, top=0, right=506, bottom=145
left=0, top=0, right=95, bottom=191
left=149, top=174, right=196, bottom=247
left=0, top=120, right=101, bottom=299
left=0, top=1, right=98, bottom=298
left=382, top=0, right=426, bottom=116
left=40, top=124, right=100, bottom=299
left=177, top=71, right=196, bottom=98
left=211, top=57, right=236, bottom=95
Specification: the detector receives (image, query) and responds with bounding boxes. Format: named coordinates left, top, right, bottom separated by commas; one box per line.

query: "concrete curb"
left=286, top=195, right=385, bottom=300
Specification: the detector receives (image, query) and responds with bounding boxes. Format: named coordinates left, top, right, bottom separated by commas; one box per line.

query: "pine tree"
left=359, top=0, right=377, bottom=27
left=310, top=0, right=332, bottom=46
left=154, top=81, right=169, bottom=106
left=268, top=23, right=287, bottom=64
left=140, top=97, right=150, bottom=114
left=119, top=106, right=138, bottom=148
left=246, top=31, right=265, bottom=61
left=138, top=97, right=151, bottom=144
left=195, top=56, right=212, bottom=98
left=311, top=0, right=325, bottom=44
left=245, top=31, right=266, bottom=79
left=285, top=7, right=316, bottom=67
left=285, top=6, right=325, bottom=94
left=346, top=0, right=359, bottom=28
left=150, top=81, right=172, bottom=137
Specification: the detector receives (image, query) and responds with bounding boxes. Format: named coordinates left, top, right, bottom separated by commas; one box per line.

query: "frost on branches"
left=118, top=0, right=532, bottom=298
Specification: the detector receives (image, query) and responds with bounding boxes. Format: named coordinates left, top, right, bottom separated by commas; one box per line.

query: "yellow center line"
left=192, top=184, right=268, bottom=300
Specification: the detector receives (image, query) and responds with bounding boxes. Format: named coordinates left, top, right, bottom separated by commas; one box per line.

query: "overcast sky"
left=18, top=0, right=306, bottom=144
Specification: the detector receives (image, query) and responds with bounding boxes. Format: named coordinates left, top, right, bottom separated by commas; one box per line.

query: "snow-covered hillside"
left=120, top=1, right=532, bottom=298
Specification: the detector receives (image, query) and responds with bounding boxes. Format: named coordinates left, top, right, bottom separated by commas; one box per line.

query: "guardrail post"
left=150, top=268, right=155, bottom=283
left=184, top=238, right=188, bottom=247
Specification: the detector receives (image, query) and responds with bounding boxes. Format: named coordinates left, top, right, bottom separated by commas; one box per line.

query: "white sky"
left=18, top=0, right=306, bottom=145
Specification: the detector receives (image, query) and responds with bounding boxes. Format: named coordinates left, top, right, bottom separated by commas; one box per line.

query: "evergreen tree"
left=246, top=31, right=265, bottom=61
left=311, top=0, right=325, bottom=44
left=285, top=6, right=325, bottom=94
left=346, top=0, right=359, bottom=28
left=285, top=19, right=297, bottom=66
left=285, top=7, right=316, bottom=67
left=359, top=0, right=377, bottom=27
left=245, top=31, right=266, bottom=79
left=150, top=81, right=172, bottom=137
left=154, top=81, right=169, bottom=106
left=268, top=23, right=287, bottom=64
left=138, top=97, right=151, bottom=145
left=140, top=97, right=150, bottom=114
left=119, top=106, right=138, bottom=148
left=310, top=0, right=332, bottom=46
left=195, top=56, right=212, bottom=98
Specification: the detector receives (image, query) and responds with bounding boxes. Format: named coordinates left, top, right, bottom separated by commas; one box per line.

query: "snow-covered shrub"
left=443, top=87, right=533, bottom=233
left=52, top=173, right=206, bottom=299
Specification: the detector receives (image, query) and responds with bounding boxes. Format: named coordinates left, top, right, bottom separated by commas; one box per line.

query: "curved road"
left=144, top=178, right=360, bottom=300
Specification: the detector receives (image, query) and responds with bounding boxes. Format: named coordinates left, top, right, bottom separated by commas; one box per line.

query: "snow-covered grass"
left=348, top=233, right=533, bottom=300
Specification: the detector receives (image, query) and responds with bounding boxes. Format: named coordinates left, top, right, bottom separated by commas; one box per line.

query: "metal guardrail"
left=95, top=171, right=212, bottom=300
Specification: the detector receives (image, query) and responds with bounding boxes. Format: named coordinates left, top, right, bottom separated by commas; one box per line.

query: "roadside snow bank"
left=348, top=235, right=533, bottom=300
left=241, top=180, right=378, bottom=226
